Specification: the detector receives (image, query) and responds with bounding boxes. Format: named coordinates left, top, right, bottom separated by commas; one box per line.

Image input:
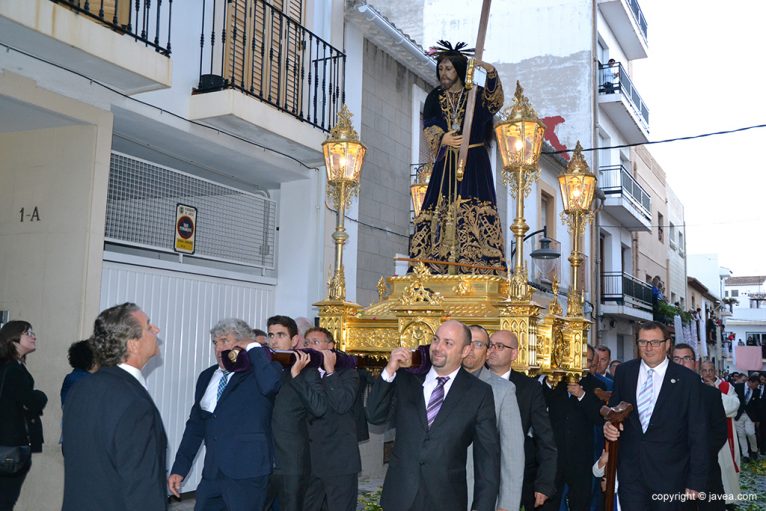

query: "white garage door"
left=100, top=260, right=275, bottom=493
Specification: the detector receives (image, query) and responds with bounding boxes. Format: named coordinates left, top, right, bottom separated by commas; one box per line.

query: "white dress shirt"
left=118, top=363, right=147, bottom=389
left=382, top=365, right=461, bottom=404
left=200, top=341, right=261, bottom=412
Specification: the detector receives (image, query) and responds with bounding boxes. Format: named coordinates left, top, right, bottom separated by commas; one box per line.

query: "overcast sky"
left=634, top=0, right=766, bottom=277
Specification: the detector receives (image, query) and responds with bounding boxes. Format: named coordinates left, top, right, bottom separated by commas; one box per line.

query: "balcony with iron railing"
left=598, top=61, right=650, bottom=143
left=188, top=0, right=344, bottom=165
left=192, top=0, right=344, bottom=129
left=602, top=271, right=654, bottom=318
left=597, top=0, right=648, bottom=59
left=599, top=164, right=652, bottom=231
left=0, top=0, right=172, bottom=92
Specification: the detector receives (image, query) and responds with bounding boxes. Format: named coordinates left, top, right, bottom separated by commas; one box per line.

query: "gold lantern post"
left=556, top=141, right=597, bottom=383
left=494, top=82, right=546, bottom=374
left=315, top=105, right=366, bottom=349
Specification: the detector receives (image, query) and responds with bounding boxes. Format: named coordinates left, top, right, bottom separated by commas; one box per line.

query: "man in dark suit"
left=168, top=318, right=282, bottom=511
left=605, top=321, right=709, bottom=510
left=63, top=302, right=167, bottom=511
left=734, top=374, right=762, bottom=462
left=265, top=315, right=325, bottom=511
left=302, top=327, right=361, bottom=511
left=543, top=345, right=606, bottom=511
left=366, top=319, right=500, bottom=511
left=487, top=329, right=557, bottom=510
left=671, top=343, right=727, bottom=510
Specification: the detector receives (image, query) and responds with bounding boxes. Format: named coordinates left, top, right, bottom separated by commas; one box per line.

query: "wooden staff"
left=456, top=0, right=492, bottom=182
left=600, top=401, right=633, bottom=511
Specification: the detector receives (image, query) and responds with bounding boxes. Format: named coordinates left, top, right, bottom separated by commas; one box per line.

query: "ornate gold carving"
left=548, top=275, right=563, bottom=316
left=400, top=320, right=436, bottom=349
left=424, top=125, right=445, bottom=158
left=453, top=278, right=471, bottom=296
left=377, top=276, right=389, bottom=301
left=400, top=280, right=443, bottom=306
left=328, top=267, right=346, bottom=301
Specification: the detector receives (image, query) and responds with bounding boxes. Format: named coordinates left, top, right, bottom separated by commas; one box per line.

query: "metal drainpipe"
left=590, top=0, right=601, bottom=343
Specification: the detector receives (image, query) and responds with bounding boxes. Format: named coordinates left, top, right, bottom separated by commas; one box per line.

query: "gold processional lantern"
left=410, top=163, right=433, bottom=217
left=493, top=82, right=546, bottom=373
left=555, top=141, right=597, bottom=383
left=321, top=104, right=367, bottom=301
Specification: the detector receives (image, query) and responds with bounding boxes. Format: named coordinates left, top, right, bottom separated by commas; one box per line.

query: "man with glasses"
left=487, top=330, right=557, bottom=511
left=366, top=320, right=500, bottom=511
left=672, top=343, right=727, bottom=510
left=300, top=327, right=361, bottom=511
left=604, top=321, right=709, bottom=510
left=463, top=325, right=524, bottom=511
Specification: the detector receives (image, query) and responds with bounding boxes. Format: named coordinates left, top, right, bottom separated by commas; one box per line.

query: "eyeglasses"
left=23, top=330, right=36, bottom=338
left=470, top=341, right=488, bottom=350
left=488, top=342, right=515, bottom=351
left=672, top=355, right=694, bottom=363
left=636, top=339, right=667, bottom=347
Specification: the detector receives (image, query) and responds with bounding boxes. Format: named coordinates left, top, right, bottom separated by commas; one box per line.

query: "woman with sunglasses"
left=0, top=321, right=48, bottom=510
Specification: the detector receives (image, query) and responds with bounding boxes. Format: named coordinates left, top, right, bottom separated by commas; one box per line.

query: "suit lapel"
left=411, top=373, right=429, bottom=431
left=650, top=363, right=679, bottom=426
left=218, top=370, right=246, bottom=403
left=625, top=361, right=642, bottom=431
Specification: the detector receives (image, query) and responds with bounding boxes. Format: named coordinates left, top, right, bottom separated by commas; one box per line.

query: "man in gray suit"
left=464, top=325, right=525, bottom=511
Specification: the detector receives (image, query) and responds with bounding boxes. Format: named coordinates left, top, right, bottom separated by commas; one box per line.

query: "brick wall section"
left=356, top=40, right=430, bottom=306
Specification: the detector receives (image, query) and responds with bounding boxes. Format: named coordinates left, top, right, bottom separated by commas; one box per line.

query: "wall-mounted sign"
left=174, top=204, right=197, bottom=254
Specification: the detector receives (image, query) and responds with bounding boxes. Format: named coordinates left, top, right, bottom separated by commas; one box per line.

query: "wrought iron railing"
left=628, top=0, right=648, bottom=40
left=598, top=61, right=649, bottom=128
left=196, top=0, right=345, bottom=132
left=602, top=271, right=653, bottom=311
left=51, top=0, right=172, bottom=55
left=598, top=164, right=651, bottom=221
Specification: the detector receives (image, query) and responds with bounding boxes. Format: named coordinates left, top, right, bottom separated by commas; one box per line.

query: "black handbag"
left=0, top=365, right=32, bottom=475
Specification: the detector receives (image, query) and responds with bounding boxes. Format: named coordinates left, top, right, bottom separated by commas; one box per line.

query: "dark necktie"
left=426, top=376, right=449, bottom=428
left=217, top=370, right=231, bottom=401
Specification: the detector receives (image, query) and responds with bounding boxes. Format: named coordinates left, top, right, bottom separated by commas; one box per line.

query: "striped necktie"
left=217, top=370, right=231, bottom=401
left=426, top=376, right=449, bottom=428
left=637, top=368, right=654, bottom=432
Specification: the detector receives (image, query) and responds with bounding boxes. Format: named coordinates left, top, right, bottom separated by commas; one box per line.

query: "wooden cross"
left=456, top=0, right=492, bottom=182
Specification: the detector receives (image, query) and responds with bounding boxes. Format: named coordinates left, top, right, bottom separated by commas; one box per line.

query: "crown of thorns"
left=426, top=40, right=475, bottom=59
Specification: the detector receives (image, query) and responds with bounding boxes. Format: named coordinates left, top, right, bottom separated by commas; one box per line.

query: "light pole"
left=556, top=141, right=597, bottom=383
left=321, top=105, right=367, bottom=301
left=494, top=81, right=546, bottom=373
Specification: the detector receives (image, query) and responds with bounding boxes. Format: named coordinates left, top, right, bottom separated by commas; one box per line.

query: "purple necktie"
left=426, top=376, right=450, bottom=428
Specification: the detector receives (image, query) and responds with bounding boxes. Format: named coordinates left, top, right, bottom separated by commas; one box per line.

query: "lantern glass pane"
left=495, top=120, right=544, bottom=169
left=323, top=142, right=366, bottom=184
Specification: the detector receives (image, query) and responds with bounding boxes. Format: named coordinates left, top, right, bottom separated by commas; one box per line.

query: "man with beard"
left=366, top=320, right=500, bottom=511
left=409, top=40, right=505, bottom=274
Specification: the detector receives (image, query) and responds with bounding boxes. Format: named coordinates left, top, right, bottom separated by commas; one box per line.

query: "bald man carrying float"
left=366, top=320, right=500, bottom=511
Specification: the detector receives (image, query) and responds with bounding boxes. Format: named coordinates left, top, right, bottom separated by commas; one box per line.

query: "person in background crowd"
left=253, top=329, right=268, bottom=345
left=700, top=360, right=741, bottom=509
left=543, top=345, right=605, bottom=511
left=734, top=374, right=762, bottom=462
left=463, top=325, right=524, bottom=511
left=302, top=327, right=360, bottom=511
left=592, top=345, right=614, bottom=390
left=608, top=360, right=622, bottom=378
left=487, top=330, right=557, bottom=511
left=63, top=303, right=166, bottom=511
left=671, top=344, right=726, bottom=511
left=0, top=321, right=47, bottom=511
left=60, top=340, right=98, bottom=406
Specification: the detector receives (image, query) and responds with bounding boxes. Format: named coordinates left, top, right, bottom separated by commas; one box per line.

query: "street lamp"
left=322, top=104, right=366, bottom=301
left=410, top=163, right=432, bottom=217
left=556, top=141, right=597, bottom=383
left=494, top=81, right=546, bottom=373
